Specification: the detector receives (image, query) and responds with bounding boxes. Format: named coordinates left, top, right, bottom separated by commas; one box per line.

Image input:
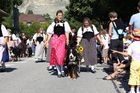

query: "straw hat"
left=130, top=29, right=140, bottom=40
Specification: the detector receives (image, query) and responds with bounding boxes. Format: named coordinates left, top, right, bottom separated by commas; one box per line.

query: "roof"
left=19, top=14, right=46, bottom=23
left=0, top=9, right=9, bottom=17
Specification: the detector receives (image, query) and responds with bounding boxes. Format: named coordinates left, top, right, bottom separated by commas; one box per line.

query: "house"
left=19, top=14, right=46, bottom=26
left=0, top=9, right=9, bottom=17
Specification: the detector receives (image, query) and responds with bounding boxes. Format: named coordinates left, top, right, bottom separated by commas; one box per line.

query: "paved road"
left=0, top=57, right=126, bottom=93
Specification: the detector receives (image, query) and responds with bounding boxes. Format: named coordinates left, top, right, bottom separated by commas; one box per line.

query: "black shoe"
left=57, top=74, right=61, bottom=78
left=61, top=72, right=65, bottom=77
left=47, top=67, right=53, bottom=71
left=86, top=69, right=90, bottom=72
left=91, top=69, right=96, bottom=73
left=53, top=68, right=57, bottom=71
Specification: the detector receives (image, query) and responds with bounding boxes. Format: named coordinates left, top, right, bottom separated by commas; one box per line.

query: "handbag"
left=112, top=21, right=124, bottom=40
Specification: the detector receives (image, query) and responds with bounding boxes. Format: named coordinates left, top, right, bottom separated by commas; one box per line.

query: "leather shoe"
left=57, top=74, right=61, bottom=78
left=61, top=72, right=65, bottom=77
left=91, top=69, right=96, bottom=73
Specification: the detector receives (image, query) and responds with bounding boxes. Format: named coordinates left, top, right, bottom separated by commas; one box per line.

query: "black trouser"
left=110, top=39, right=124, bottom=63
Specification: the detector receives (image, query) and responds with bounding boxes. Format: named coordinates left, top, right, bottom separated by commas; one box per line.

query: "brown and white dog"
left=9, top=47, right=22, bottom=62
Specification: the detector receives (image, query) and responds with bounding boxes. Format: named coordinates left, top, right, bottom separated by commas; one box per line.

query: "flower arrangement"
left=77, top=46, right=84, bottom=54
left=57, top=24, right=60, bottom=26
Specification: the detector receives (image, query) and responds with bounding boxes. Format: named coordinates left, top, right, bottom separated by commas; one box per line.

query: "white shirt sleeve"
left=129, top=15, right=134, bottom=25
left=43, top=33, right=46, bottom=41
left=47, top=22, right=55, bottom=34
left=26, top=39, right=29, bottom=44
left=92, top=24, right=99, bottom=35
left=127, top=45, right=132, bottom=56
left=12, top=34, right=17, bottom=40
left=77, top=25, right=99, bottom=37
left=64, top=21, right=71, bottom=33
left=77, top=27, right=83, bottom=37
left=1, top=24, right=8, bottom=37
left=33, top=33, right=37, bottom=40
left=17, top=37, right=21, bottom=43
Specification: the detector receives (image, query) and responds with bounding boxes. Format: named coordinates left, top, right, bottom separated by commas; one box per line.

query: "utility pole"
left=13, top=0, right=19, bottom=36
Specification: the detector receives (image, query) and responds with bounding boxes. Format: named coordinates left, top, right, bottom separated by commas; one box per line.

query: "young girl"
left=46, top=10, right=71, bottom=78
left=99, top=29, right=110, bottom=65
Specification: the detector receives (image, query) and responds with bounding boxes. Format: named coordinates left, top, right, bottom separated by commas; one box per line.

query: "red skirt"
left=50, top=34, right=67, bottom=65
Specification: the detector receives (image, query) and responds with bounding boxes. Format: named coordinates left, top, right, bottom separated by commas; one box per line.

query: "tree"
left=65, top=0, right=95, bottom=22
left=20, top=22, right=50, bottom=38
left=42, top=13, right=52, bottom=24
left=0, top=0, right=23, bottom=13
left=65, top=0, right=140, bottom=29
left=27, top=10, right=34, bottom=14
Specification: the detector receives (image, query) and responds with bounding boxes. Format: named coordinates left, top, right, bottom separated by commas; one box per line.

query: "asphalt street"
left=0, top=57, right=127, bottom=93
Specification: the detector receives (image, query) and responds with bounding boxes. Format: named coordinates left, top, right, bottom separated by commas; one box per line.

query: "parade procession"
left=1, top=0, right=140, bottom=93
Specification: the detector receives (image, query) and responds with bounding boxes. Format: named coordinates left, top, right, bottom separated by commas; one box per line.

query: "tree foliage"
left=0, top=0, right=23, bottom=13
left=42, top=13, right=52, bottom=24
left=65, top=0, right=140, bottom=29
left=27, top=10, right=34, bottom=14
left=19, top=22, right=50, bottom=38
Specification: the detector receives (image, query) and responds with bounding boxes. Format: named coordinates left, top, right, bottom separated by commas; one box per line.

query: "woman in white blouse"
left=46, top=10, right=71, bottom=78
left=33, top=28, right=45, bottom=62
left=77, top=17, right=102, bottom=73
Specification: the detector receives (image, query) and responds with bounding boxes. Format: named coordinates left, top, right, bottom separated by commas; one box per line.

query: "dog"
left=66, top=42, right=80, bottom=80
left=9, top=47, right=22, bottom=62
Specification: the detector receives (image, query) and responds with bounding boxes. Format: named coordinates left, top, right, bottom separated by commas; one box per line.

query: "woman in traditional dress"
left=7, top=29, right=17, bottom=48
left=33, top=28, right=46, bottom=62
left=77, top=17, right=102, bottom=73
left=0, top=17, right=9, bottom=72
left=19, top=32, right=28, bottom=57
left=46, top=10, right=71, bottom=78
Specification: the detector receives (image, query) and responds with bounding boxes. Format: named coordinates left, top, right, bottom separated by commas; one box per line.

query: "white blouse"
left=47, top=21, right=71, bottom=34
left=0, top=24, right=8, bottom=44
left=77, top=24, right=99, bottom=37
left=9, top=34, right=17, bottom=41
left=33, top=33, right=46, bottom=41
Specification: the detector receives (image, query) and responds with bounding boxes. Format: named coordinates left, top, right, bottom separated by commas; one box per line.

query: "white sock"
left=91, top=65, right=95, bottom=70
left=56, top=65, right=61, bottom=75
left=137, top=87, right=140, bottom=93
left=130, top=88, right=135, bottom=93
left=49, top=66, right=52, bottom=69
left=54, top=66, right=56, bottom=69
left=60, top=65, right=64, bottom=73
